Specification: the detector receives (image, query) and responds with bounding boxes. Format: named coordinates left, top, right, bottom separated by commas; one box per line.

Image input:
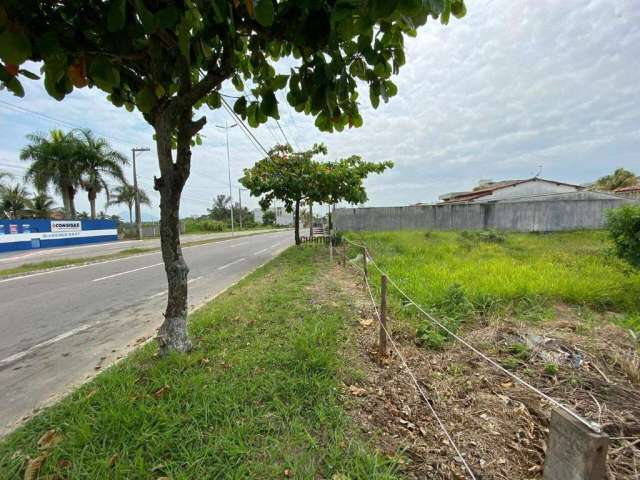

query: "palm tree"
left=596, top=168, right=637, bottom=191
left=1, top=183, right=32, bottom=219
left=75, top=129, right=128, bottom=219
left=108, top=183, right=151, bottom=224
left=0, top=169, right=12, bottom=189
left=20, top=129, right=84, bottom=219
left=31, top=191, right=56, bottom=218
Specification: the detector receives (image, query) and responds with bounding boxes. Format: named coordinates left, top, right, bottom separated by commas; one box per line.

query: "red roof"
left=441, top=177, right=583, bottom=204
left=614, top=185, right=640, bottom=193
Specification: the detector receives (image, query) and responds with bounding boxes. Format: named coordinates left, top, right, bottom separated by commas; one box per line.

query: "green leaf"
left=135, top=86, right=157, bottom=113
left=234, top=96, right=247, bottom=116
left=369, top=0, right=400, bottom=19
left=451, top=0, right=467, bottom=18
left=4, top=76, right=24, bottom=97
left=155, top=6, right=180, bottom=29
left=107, top=0, right=126, bottom=32
left=177, top=18, right=190, bottom=61
left=211, top=0, right=225, bottom=23
left=255, top=0, right=274, bottom=27
left=0, top=30, right=32, bottom=65
left=271, top=74, right=288, bottom=90
left=384, top=80, right=398, bottom=97
left=260, top=91, right=279, bottom=119
left=89, top=57, right=120, bottom=91
left=206, top=91, right=221, bottom=109
left=18, top=69, right=40, bottom=80
left=441, top=0, right=451, bottom=24
left=134, top=0, right=157, bottom=33
left=369, top=84, right=380, bottom=109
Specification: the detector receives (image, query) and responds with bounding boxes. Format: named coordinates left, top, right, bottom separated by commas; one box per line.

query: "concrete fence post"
left=379, top=274, right=388, bottom=359
left=543, top=408, right=608, bottom=480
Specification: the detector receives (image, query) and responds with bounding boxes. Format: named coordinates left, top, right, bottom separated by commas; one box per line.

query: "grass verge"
left=344, top=230, right=640, bottom=343
left=0, top=246, right=397, bottom=479
left=0, top=230, right=282, bottom=279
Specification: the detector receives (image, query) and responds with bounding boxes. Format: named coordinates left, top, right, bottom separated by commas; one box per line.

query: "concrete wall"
left=335, top=195, right=637, bottom=233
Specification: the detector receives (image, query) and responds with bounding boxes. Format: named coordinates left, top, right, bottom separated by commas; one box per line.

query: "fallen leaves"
left=359, top=319, right=373, bottom=327
left=23, top=455, right=46, bottom=480
left=107, top=453, right=118, bottom=468
left=154, top=385, right=170, bottom=399
left=37, top=430, right=62, bottom=450
left=348, top=385, right=368, bottom=397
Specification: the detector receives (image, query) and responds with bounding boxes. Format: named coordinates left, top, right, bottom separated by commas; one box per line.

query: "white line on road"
left=0, top=322, right=98, bottom=367
left=271, top=242, right=280, bottom=248
left=229, top=241, right=249, bottom=248
left=92, top=262, right=164, bottom=282
left=218, top=258, right=246, bottom=270
left=253, top=248, right=269, bottom=256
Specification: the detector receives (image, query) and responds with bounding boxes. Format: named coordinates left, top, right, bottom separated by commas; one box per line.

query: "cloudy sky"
left=1, top=0, right=639, bottom=219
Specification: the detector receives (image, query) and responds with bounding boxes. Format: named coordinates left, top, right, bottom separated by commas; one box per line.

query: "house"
left=613, top=184, right=640, bottom=200
left=252, top=205, right=295, bottom=226
left=438, top=177, right=584, bottom=204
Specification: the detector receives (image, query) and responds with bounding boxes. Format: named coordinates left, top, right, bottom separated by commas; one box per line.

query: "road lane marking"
left=229, top=241, right=249, bottom=248
left=0, top=232, right=288, bottom=284
left=253, top=247, right=269, bottom=256
left=271, top=242, right=280, bottom=248
left=92, top=262, right=164, bottom=282
left=218, top=258, right=246, bottom=270
left=149, top=290, right=167, bottom=299
left=0, top=322, right=98, bottom=367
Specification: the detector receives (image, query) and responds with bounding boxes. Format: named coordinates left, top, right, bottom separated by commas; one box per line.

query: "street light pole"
left=238, top=187, right=247, bottom=230
left=216, top=121, right=237, bottom=237
left=131, top=147, right=150, bottom=240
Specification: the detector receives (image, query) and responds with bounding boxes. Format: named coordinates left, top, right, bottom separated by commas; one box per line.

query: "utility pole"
left=131, top=147, right=150, bottom=240
left=216, top=121, right=237, bottom=236
left=238, top=188, right=247, bottom=230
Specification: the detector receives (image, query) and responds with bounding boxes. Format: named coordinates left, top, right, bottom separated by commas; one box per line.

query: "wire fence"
left=337, top=235, right=604, bottom=478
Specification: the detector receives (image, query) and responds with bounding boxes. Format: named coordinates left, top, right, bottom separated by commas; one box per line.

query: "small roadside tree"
left=240, top=144, right=391, bottom=244
left=596, top=168, right=637, bottom=191
left=262, top=209, right=276, bottom=226
left=1, top=0, right=466, bottom=354
left=240, top=144, right=326, bottom=245
left=207, top=194, right=231, bottom=223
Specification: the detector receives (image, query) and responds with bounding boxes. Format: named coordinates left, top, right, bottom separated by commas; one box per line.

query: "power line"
left=0, top=99, right=131, bottom=145
left=220, top=97, right=270, bottom=157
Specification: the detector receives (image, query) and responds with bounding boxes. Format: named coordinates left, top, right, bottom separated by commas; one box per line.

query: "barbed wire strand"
left=342, top=236, right=601, bottom=433
left=360, top=271, right=478, bottom=479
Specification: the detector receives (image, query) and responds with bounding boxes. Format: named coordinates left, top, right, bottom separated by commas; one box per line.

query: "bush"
left=184, top=218, right=225, bottom=233
left=606, top=204, right=640, bottom=268
left=460, top=229, right=506, bottom=244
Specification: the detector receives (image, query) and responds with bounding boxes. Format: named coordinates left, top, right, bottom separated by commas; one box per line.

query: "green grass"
left=345, top=230, right=640, bottom=328
left=0, top=246, right=397, bottom=479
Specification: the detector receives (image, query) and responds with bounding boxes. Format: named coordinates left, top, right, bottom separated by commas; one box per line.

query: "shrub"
left=606, top=204, right=640, bottom=268
left=184, top=218, right=225, bottom=233
left=459, top=229, right=506, bottom=244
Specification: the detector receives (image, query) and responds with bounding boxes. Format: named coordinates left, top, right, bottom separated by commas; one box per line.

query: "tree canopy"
left=596, top=168, right=637, bottom=192
left=240, top=143, right=391, bottom=243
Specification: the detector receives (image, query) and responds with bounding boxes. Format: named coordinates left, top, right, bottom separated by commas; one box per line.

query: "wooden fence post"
left=543, top=408, right=608, bottom=480
left=341, top=243, right=346, bottom=267
left=329, top=233, right=333, bottom=264
left=379, top=274, right=388, bottom=358
left=362, top=246, right=368, bottom=280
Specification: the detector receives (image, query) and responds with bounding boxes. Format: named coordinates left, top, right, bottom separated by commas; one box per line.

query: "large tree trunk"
left=294, top=199, right=300, bottom=245
left=88, top=189, right=97, bottom=219
left=153, top=110, right=195, bottom=356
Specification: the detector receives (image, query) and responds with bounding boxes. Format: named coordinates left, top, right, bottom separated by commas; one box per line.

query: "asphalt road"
left=0, top=230, right=293, bottom=436
left=0, top=228, right=281, bottom=271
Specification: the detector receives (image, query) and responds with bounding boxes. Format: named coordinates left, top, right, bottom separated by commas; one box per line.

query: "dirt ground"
left=327, top=263, right=640, bottom=479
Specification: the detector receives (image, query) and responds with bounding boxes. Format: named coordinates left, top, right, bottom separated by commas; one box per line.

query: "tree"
left=20, top=129, right=83, bottom=218
left=76, top=129, right=128, bottom=219
left=0, top=170, right=13, bottom=190
left=240, top=144, right=391, bottom=244
left=31, top=191, right=56, bottom=218
left=1, top=183, right=32, bottom=219
left=108, top=183, right=151, bottom=224
left=207, top=194, right=231, bottom=222
left=262, top=209, right=276, bottom=226
left=596, top=168, right=637, bottom=191
left=2, top=0, right=466, bottom=354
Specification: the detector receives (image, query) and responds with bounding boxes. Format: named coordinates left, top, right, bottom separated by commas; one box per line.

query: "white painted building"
left=252, top=205, right=295, bottom=226
left=439, top=178, right=583, bottom=204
